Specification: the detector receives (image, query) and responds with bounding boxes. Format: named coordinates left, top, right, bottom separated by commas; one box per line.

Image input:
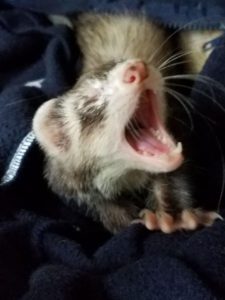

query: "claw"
left=138, top=208, right=222, bottom=233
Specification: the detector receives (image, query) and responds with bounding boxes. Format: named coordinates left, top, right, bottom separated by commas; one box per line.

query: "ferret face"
left=33, top=59, right=183, bottom=178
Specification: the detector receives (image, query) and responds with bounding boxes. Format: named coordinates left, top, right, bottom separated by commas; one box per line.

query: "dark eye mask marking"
left=73, top=61, right=119, bottom=133
left=77, top=95, right=107, bottom=132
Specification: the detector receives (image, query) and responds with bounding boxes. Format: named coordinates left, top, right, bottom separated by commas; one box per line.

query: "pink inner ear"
left=123, top=61, right=149, bottom=84
left=33, top=98, right=70, bottom=155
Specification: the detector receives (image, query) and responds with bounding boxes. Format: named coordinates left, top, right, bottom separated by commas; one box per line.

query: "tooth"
left=139, top=150, right=155, bottom=156
left=158, top=136, right=162, bottom=142
left=138, top=150, right=147, bottom=156
left=142, top=151, right=149, bottom=156
left=150, top=128, right=169, bottom=144
left=178, top=142, right=183, bottom=152
left=173, top=142, right=182, bottom=154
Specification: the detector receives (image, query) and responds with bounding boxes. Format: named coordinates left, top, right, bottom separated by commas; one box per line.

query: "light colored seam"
left=1, top=131, right=35, bottom=185
left=24, top=78, right=44, bottom=88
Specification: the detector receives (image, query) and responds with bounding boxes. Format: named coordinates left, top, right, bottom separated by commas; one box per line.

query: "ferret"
left=33, top=13, right=221, bottom=234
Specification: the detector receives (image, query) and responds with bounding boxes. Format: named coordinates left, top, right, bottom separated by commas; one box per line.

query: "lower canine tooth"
left=173, top=142, right=182, bottom=154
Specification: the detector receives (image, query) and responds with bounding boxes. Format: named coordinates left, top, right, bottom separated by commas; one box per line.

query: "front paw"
left=138, top=208, right=222, bottom=234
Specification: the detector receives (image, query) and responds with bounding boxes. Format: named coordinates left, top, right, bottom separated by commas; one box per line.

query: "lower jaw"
left=122, top=140, right=184, bottom=174
left=139, top=153, right=183, bottom=173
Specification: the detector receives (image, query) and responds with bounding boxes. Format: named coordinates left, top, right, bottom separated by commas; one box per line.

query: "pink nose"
left=123, top=61, right=149, bottom=84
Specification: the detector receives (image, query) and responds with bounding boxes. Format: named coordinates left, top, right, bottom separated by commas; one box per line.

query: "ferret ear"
left=33, top=99, right=69, bottom=156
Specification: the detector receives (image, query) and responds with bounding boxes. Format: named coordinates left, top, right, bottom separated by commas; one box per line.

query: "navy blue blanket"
left=1, top=1, right=225, bottom=299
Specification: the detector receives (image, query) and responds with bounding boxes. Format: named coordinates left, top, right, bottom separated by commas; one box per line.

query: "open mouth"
left=125, top=89, right=183, bottom=171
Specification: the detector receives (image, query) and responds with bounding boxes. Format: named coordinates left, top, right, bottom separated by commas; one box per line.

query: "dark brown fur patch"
left=150, top=173, right=191, bottom=215
left=72, top=163, right=99, bottom=193
left=76, top=95, right=107, bottom=132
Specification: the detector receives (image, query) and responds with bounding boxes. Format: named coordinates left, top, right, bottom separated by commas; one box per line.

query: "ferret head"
left=33, top=59, right=183, bottom=197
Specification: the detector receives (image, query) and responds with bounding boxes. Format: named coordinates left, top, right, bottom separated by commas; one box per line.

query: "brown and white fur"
left=33, top=13, right=221, bottom=234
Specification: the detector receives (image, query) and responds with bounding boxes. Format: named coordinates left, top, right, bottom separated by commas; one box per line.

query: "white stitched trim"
left=1, top=131, right=35, bottom=184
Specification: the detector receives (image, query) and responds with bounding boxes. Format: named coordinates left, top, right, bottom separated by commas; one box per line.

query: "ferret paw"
left=139, top=208, right=222, bottom=234
left=180, top=209, right=222, bottom=230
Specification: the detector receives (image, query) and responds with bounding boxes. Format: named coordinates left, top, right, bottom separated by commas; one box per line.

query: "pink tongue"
left=132, top=129, right=170, bottom=154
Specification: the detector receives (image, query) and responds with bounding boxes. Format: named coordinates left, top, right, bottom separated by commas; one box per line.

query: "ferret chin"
left=33, top=13, right=221, bottom=234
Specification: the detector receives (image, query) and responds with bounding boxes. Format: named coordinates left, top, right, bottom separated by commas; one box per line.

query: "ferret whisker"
left=164, top=87, right=194, bottom=130
left=166, top=82, right=221, bottom=124
left=165, top=86, right=195, bottom=111
left=165, top=87, right=205, bottom=118
left=164, top=74, right=225, bottom=113
left=132, top=116, right=142, bottom=130
left=5, top=94, right=46, bottom=107
left=3, top=84, right=72, bottom=108
left=172, top=116, right=191, bottom=129
left=127, top=122, right=142, bottom=142
left=166, top=83, right=217, bottom=124
left=152, top=48, right=176, bottom=67
left=164, top=73, right=225, bottom=93
left=155, top=49, right=189, bottom=69
left=149, top=17, right=209, bottom=64
left=159, top=59, right=192, bottom=71
left=127, top=125, right=139, bottom=141
left=158, top=50, right=193, bottom=70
